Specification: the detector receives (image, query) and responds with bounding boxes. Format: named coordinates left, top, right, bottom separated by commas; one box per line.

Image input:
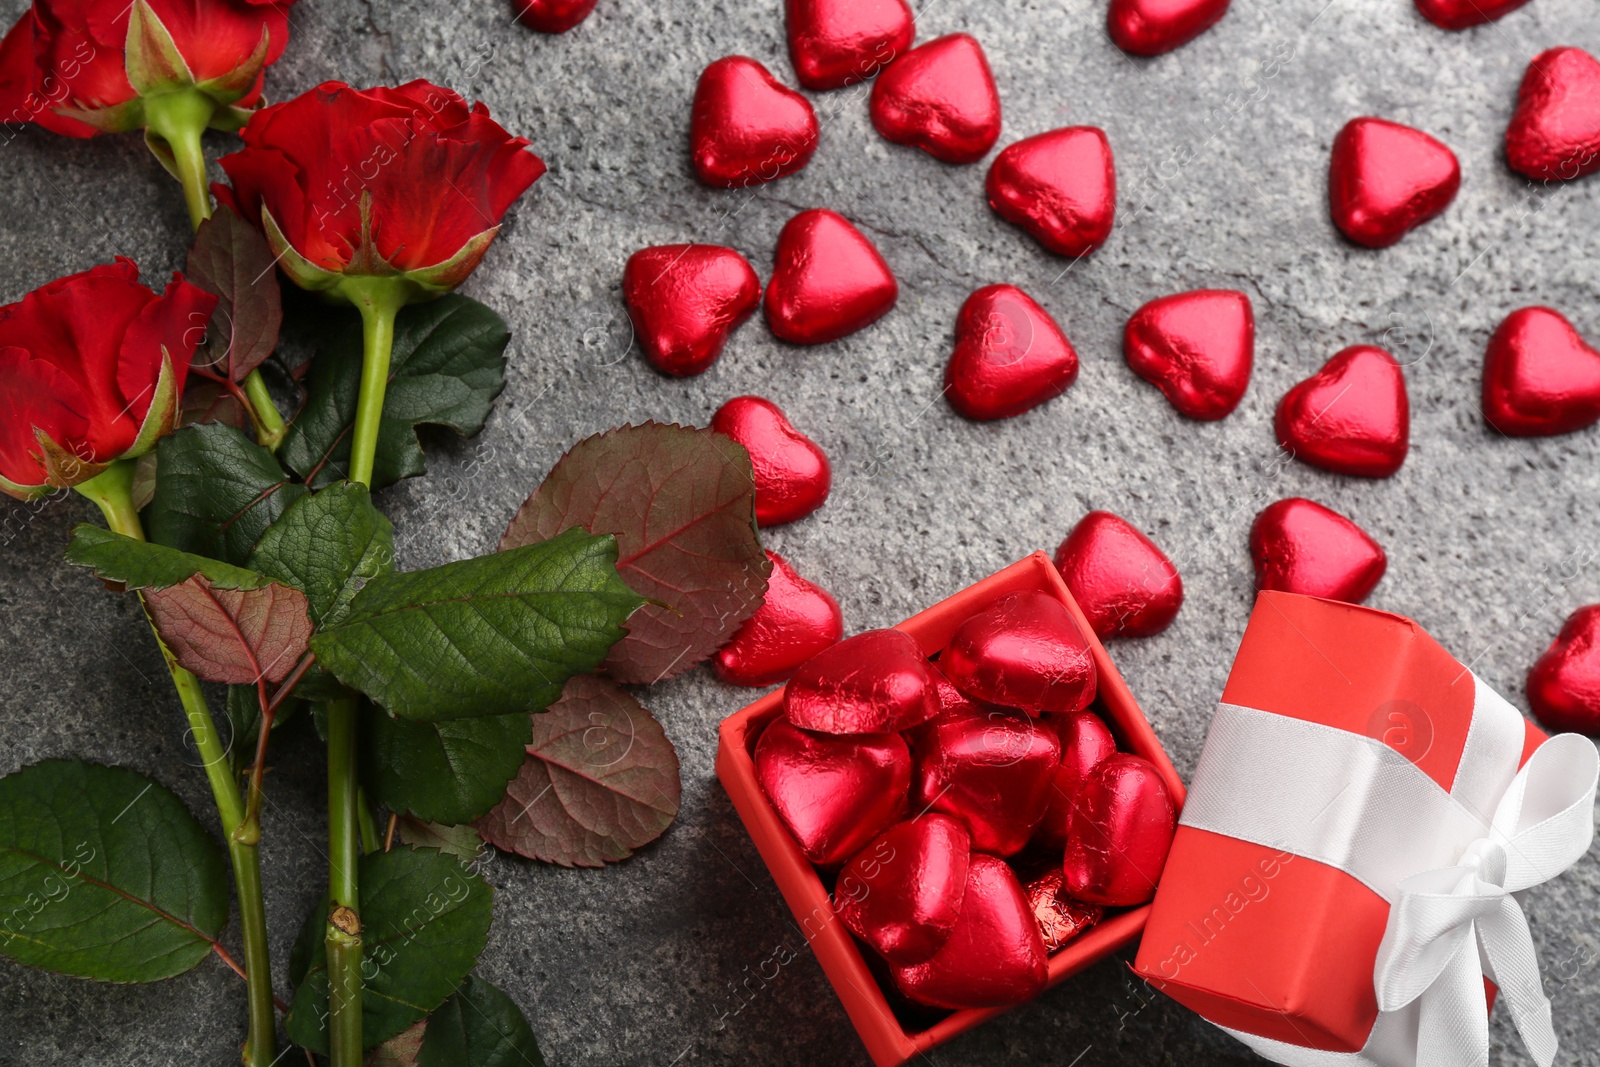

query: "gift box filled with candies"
left=715, top=552, right=1186, bottom=1066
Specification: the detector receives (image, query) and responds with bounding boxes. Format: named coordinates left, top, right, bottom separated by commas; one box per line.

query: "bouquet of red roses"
left=0, top=6, right=774, bottom=1064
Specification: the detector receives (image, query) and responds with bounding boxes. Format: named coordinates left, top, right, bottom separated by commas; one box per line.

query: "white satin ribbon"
left=1182, top=687, right=1598, bottom=1067
left=1372, top=733, right=1596, bottom=1067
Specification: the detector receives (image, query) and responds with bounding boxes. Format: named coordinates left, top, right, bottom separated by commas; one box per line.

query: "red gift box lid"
left=1132, top=591, right=1543, bottom=1051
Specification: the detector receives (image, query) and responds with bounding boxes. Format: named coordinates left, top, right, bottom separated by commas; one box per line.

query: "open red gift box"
left=715, top=551, right=1187, bottom=1067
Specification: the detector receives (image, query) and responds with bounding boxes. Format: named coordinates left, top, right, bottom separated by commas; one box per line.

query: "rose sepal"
left=125, top=0, right=194, bottom=97
left=33, top=428, right=110, bottom=493
left=259, top=197, right=486, bottom=304
left=401, top=226, right=502, bottom=293
left=118, top=346, right=183, bottom=461
left=191, top=28, right=272, bottom=106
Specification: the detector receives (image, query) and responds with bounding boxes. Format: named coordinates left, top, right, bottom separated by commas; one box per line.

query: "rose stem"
left=322, top=279, right=406, bottom=1067
left=144, top=90, right=286, bottom=451
left=75, top=462, right=278, bottom=1067
left=343, top=280, right=407, bottom=487
left=242, top=370, right=287, bottom=451
left=324, top=695, right=364, bottom=1066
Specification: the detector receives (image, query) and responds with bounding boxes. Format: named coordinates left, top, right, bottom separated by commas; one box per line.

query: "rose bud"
left=0, top=0, right=298, bottom=223
left=216, top=80, right=546, bottom=485
left=217, top=81, right=546, bottom=303
left=0, top=259, right=215, bottom=500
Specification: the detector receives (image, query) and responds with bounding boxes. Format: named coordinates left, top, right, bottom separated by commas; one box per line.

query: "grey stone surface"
left=1, top=0, right=1599, bottom=1063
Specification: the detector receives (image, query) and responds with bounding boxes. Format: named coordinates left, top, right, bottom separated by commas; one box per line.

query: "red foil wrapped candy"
left=1123, top=288, right=1253, bottom=420
left=1328, top=117, right=1459, bottom=248
left=835, top=814, right=971, bottom=966
left=715, top=551, right=843, bottom=687
left=913, top=704, right=1060, bottom=857
left=1275, top=345, right=1409, bottom=478
left=1414, top=0, right=1531, bottom=29
left=1527, top=605, right=1600, bottom=736
left=1250, top=498, right=1386, bottom=604
left=1505, top=47, right=1600, bottom=183
left=1023, top=868, right=1103, bottom=952
left=985, top=127, right=1115, bottom=257
left=785, top=0, right=914, bottom=90
left=712, top=395, right=832, bottom=524
left=785, top=628, right=940, bottom=734
left=1107, top=0, right=1232, bottom=56
left=512, top=0, right=597, bottom=33
left=1053, top=511, right=1183, bottom=639
left=755, top=718, right=910, bottom=865
left=765, top=209, right=898, bottom=344
left=623, top=244, right=760, bottom=377
left=945, top=284, right=1079, bottom=421
left=690, top=56, right=818, bottom=188
left=890, top=854, right=1048, bottom=1009
left=1062, top=753, right=1177, bottom=907
left=941, top=589, right=1097, bottom=714
left=1033, top=708, right=1119, bottom=851
left=869, top=34, right=1000, bottom=164
left=1481, top=306, right=1600, bottom=437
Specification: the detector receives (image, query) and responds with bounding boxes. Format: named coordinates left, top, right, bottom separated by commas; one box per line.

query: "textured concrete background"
left=1, top=0, right=1599, bottom=1063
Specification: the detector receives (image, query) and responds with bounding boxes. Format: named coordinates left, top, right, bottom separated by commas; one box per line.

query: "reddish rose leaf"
left=179, top=379, right=251, bottom=431
left=500, top=422, right=770, bottom=683
left=186, top=203, right=284, bottom=382
left=477, top=675, right=681, bottom=867
left=144, top=575, right=313, bottom=685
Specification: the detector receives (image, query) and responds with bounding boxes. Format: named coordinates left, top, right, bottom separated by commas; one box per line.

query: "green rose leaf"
left=285, top=846, right=493, bottom=1053
left=186, top=202, right=283, bottom=382
left=249, top=482, right=396, bottom=628
left=280, top=295, right=510, bottom=490
left=310, top=528, right=643, bottom=721
left=501, top=423, right=770, bottom=684
left=224, top=684, right=262, bottom=775
left=0, top=760, right=228, bottom=983
left=362, top=976, right=544, bottom=1067
left=418, top=975, right=546, bottom=1067
left=249, top=483, right=400, bottom=700
left=478, top=676, right=680, bottom=868
left=248, top=481, right=398, bottom=699
left=362, top=706, right=531, bottom=825
left=145, top=423, right=307, bottom=565
left=65, top=525, right=272, bottom=591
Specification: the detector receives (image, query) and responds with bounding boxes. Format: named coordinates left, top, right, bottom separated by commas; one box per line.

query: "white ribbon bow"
left=1372, top=734, right=1598, bottom=1067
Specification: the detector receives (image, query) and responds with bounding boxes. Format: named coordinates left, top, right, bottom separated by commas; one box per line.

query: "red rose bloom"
left=215, top=81, right=547, bottom=295
left=0, top=258, right=215, bottom=499
left=0, top=0, right=295, bottom=137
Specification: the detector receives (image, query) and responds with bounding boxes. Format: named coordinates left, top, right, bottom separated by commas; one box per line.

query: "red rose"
left=0, top=258, right=215, bottom=499
left=0, top=0, right=295, bottom=138
left=215, top=80, right=547, bottom=296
